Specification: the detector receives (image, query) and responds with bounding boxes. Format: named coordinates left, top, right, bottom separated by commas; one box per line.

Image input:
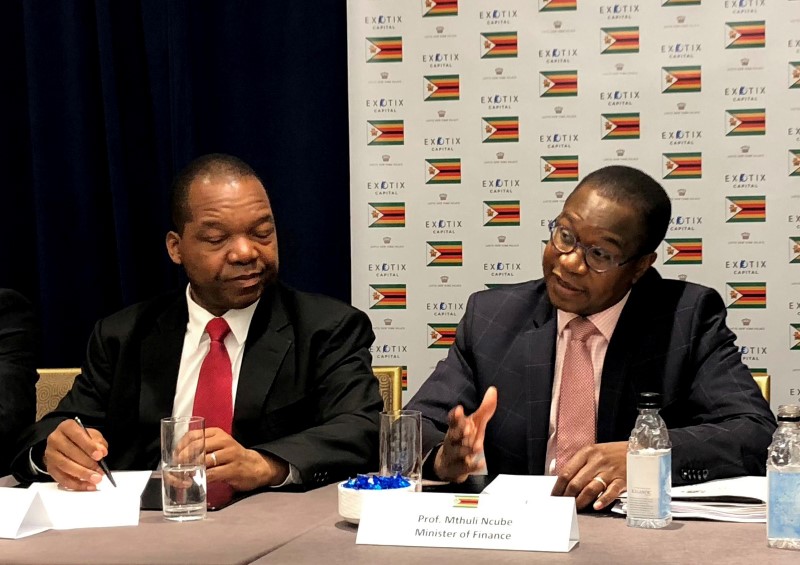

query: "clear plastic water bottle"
left=626, top=392, right=672, bottom=529
left=767, top=404, right=800, bottom=550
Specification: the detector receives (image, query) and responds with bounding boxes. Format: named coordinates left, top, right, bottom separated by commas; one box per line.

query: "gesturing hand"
left=434, top=387, right=498, bottom=483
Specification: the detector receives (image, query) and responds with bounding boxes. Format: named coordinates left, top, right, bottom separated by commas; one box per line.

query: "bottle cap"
left=776, top=404, right=800, bottom=422
left=637, top=392, right=662, bottom=409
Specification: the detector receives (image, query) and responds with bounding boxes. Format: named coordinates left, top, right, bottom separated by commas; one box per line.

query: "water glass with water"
left=160, top=416, right=207, bottom=521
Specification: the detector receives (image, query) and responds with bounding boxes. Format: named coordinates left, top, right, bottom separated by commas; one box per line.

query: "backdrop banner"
left=347, top=1, right=800, bottom=407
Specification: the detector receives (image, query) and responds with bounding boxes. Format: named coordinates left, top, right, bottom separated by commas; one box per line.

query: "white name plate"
left=357, top=491, right=578, bottom=552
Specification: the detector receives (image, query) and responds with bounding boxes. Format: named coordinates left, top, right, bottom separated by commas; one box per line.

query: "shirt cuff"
left=29, top=447, right=50, bottom=476
left=271, top=464, right=300, bottom=488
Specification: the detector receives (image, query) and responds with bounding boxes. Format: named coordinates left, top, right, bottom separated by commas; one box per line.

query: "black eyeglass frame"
left=547, top=219, right=643, bottom=274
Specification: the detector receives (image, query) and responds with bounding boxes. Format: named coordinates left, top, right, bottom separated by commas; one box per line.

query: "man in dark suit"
left=0, top=289, right=37, bottom=476
left=13, top=154, right=383, bottom=494
left=407, top=165, right=776, bottom=511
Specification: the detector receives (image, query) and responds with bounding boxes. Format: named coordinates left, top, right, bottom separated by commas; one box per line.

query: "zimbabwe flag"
left=483, top=201, right=520, bottom=226
left=601, top=113, right=640, bottom=139
left=539, top=0, right=576, bottom=11
left=600, top=27, right=639, bottom=54
left=726, top=109, right=765, bottom=136
left=369, top=284, right=407, bottom=310
left=366, top=37, right=403, bottom=62
left=662, top=0, right=701, bottom=5
left=423, top=0, right=458, bottom=17
left=541, top=155, right=579, bottom=182
left=428, top=324, right=458, bottom=349
left=662, top=66, right=701, bottom=93
left=480, top=32, right=518, bottom=59
left=482, top=116, right=519, bottom=143
left=791, top=62, right=800, bottom=89
left=726, top=196, right=765, bottom=222
left=453, top=496, right=479, bottom=508
left=790, top=150, right=800, bottom=177
left=539, top=70, right=578, bottom=97
left=401, top=366, right=408, bottom=391
left=663, top=153, right=702, bottom=179
left=726, top=282, right=766, bottom=309
left=423, top=75, right=460, bottom=101
left=426, top=241, right=463, bottom=266
left=725, top=21, right=765, bottom=49
left=368, top=120, right=404, bottom=145
left=426, top=158, right=461, bottom=184
left=368, top=202, right=405, bottom=227
left=663, top=239, right=702, bottom=265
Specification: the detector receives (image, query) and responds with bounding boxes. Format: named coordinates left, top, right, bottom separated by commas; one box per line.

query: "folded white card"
left=0, top=488, right=51, bottom=539
left=0, top=471, right=151, bottom=539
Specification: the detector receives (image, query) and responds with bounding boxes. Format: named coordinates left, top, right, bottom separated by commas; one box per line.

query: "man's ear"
left=631, top=252, right=656, bottom=284
left=166, top=231, right=182, bottom=265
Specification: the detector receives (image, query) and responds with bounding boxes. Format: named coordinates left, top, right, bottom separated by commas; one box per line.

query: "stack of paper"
left=615, top=476, right=767, bottom=523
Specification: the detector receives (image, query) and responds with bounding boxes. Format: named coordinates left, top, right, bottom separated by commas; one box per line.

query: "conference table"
left=1, top=478, right=796, bottom=565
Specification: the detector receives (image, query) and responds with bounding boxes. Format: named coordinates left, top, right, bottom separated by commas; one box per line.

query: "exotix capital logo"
left=599, top=3, right=641, bottom=20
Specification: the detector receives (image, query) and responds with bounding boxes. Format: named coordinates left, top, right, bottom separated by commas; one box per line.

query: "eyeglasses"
left=548, top=220, right=639, bottom=274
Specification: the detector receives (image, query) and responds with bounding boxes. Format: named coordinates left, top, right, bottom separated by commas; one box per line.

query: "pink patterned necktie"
left=555, top=317, right=599, bottom=473
left=193, top=317, right=234, bottom=507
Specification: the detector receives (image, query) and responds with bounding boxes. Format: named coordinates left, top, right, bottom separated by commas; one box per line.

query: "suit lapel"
left=597, top=270, right=657, bottom=442
left=139, top=298, right=187, bottom=424
left=234, top=286, right=293, bottom=426
left=525, top=293, right=557, bottom=474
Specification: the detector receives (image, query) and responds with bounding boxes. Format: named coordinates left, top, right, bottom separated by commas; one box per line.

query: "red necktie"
left=193, top=317, right=234, bottom=506
left=555, top=317, right=599, bottom=473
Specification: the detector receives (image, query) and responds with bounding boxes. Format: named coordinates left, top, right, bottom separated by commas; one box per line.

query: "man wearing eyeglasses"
left=406, top=165, right=776, bottom=511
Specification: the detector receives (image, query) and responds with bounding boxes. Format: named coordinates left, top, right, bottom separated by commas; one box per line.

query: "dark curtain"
left=0, top=1, right=351, bottom=366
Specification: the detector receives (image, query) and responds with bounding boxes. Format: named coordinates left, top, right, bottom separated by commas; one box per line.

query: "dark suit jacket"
left=13, top=283, right=383, bottom=487
left=0, top=289, right=38, bottom=476
left=406, top=269, right=776, bottom=485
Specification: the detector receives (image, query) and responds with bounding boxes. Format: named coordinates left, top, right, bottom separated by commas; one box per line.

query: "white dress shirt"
left=171, top=285, right=259, bottom=418
left=176, top=286, right=297, bottom=486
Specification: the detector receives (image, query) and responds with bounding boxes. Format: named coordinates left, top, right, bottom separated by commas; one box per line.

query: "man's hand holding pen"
left=44, top=418, right=112, bottom=491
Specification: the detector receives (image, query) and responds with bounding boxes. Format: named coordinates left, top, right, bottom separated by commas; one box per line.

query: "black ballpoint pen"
left=74, top=416, right=117, bottom=487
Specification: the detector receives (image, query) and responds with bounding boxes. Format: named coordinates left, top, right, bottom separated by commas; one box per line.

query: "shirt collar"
left=184, top=284, right=260, bottom=348
left=556, top=290, right=631, bottom=342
